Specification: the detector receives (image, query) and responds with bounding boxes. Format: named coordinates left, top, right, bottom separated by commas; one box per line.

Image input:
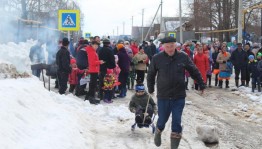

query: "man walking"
left=147, top=37, right=205, bottom=149
left=56, top=38, right=72, bottom=94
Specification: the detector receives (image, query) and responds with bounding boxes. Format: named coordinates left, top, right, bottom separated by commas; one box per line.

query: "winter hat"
left=107, top=69, right=113, bottom=74
left=160, top=37, right=176, bottom=44
left=248, top=55, right=254, bottom=60
left=103, top=38, right=110, bottom=44
left=257, top=52, right=262, bottom=57
left=117, top=43, right=124, bottom=50
left=70, top=58, right=76, bottom=64
left=135, top=84, right=145, bottom=92
left=62, top=37, right=70, bottom=46
left=176, top=43, right=181, bottom=47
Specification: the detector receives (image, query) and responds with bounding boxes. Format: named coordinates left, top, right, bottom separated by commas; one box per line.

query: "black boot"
left=185, top=81, right=189, bottom=90
left=252, top=84, right=255, bottom=92
left=240, top=80, right=245, bottom=86
left=218, top=80, right=223, bottom=88
left=246, top=81, right=249, bottom=87
left=235, top=80, right=239, bottom=88
left=215, top=78, right=218, bottom=86
left=194, top=83, right=199, bottom=90
left=258, top=84, right=261, bottom=92
left=226, top=80, right=230, bottom=88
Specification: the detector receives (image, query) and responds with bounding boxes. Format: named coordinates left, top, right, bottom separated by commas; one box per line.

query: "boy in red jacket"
left=69, top=58, right=87, bottom=93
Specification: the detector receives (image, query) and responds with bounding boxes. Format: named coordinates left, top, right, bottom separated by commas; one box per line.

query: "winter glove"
left=130, top=108, right=136, bottom=113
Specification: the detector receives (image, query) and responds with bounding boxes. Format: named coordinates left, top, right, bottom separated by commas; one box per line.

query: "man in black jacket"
left=98, top=39, right=116, bottom=100
left=56, top=38, right=72, bottom=94
left=230, top=43, right=248, bottom=87
left=147, top=37, right=205, bottom=149
left=244, top=43, right=255, bottom=87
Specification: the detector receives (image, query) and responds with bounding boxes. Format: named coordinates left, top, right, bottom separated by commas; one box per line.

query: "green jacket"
left=129, top=93, right=156, bottom=112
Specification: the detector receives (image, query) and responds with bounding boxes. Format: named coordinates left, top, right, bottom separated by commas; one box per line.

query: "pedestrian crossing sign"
left=58, top=10, right=80, bottom=31
left=168, top=32, right=176, bottom=38
left=85, top=33, right=91, bottom=39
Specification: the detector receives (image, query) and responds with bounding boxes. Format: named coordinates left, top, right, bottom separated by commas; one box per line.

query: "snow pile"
left=196, top=125, right=219, bottom=143
left=0, top=78, right=137, bottom=149
left=0, top=40, right=36, bottom=73
left=0, top=62, right=30, bottom=79
left=232, top=87, right=262, bottom=104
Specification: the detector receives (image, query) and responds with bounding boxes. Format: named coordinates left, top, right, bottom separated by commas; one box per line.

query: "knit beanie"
left=117, top=44, right=124, bottom=50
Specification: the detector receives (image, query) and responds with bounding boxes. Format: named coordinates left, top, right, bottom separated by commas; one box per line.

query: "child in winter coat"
left=248, top=55, right=261, bottom=92
left=129, top=83, right=157, bottom=128
left=102, top=69, right=116, bottom=103
left=257, top=53, right=262, bottom=88
left=68, top=59, right=87, bottom=93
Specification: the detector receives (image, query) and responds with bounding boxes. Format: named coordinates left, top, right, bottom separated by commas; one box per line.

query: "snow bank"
left=0, top=78, right=135, bottom=149
left=0, top=40, right=36, bottom=73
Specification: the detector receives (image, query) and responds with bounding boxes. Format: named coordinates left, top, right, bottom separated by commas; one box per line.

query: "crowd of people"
left=29, top=36, right=262, bottom=102
left=29, top=35, right=262, bottom=149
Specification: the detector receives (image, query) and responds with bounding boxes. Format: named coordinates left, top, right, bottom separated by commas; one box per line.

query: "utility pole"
left=261, top=9, right=262, bottom=44
left=131, top=16, right=134, bottom=38
left=179, top=0, right=183, bottom=43
left=160, top=0, right=163, bottom=32
left=123, top=22, right=125, bottom=35
left=142, top=9, right=144, bottom=42
left=117, top=26, right=119, bottom=40
left=237, top=0, right=243, bottom=43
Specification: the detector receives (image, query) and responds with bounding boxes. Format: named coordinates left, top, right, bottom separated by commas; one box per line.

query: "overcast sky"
left=77, top=0, right=188, bottom=37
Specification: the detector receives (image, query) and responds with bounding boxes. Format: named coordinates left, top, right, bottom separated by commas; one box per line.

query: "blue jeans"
left=157, top=98, right=185, bottom=133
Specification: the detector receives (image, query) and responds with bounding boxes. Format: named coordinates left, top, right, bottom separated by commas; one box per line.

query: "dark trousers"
left=69, top=84, right=76, bottom=93
left=252, top=77, right=261, bottom=86
left=99, top=72, right=106, bottom=98
left=104, top=90, right=113, bottom=101
left=119, top=71, right=129, bottom=93
left=136, top=70, right=145, bottom=83
left=246, top=68, right=251, bottom=83
left=235, top=67, right=247, bottom=81
left=58, top=72, right=69, bottom=94
left=157, top=98, right=185, bottom=133
left=87, top=73, right=98, bottom=97
left=207, top=74, right=211, bottom=86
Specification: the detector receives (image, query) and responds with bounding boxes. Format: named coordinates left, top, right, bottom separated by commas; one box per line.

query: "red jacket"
left=131, top=44, right=139, bottom=56
left=86, top=46, right=100, bottom=73
left=194, top=53, right=209, bottom=83
left=68, top=68, right=85, bottom=85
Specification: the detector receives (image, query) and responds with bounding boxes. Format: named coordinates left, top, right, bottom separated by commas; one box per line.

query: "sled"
left=131, top=114, right=156, bottom=134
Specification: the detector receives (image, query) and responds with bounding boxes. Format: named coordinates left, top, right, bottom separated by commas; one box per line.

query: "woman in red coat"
left=194, top=45, right=209, bottom=90
left=85, top=41, right=104, bottom=104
